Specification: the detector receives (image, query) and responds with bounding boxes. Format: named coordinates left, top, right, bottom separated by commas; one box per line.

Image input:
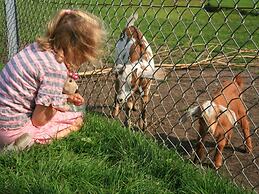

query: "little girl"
left=0, top=9, right=106, bottom=150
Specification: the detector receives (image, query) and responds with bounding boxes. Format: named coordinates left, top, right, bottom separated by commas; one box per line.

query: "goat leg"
left=132, top=99, right=139, bottom=111
left=139, top=95, right=148, bottom=130
left=240, top=115, right=253, bottom=153
left=214, top=135, right=227, bottom=169
left=194, top=121, right=207, bottom=164
left=112, top=78, right=120, bottom=118
left=194, top=138, right=207, bottom=164
left=112, top=101, right=120, bottom=118
left=124, top=100, right=134, bottom=128
left=138, top=109, right=147, bottom=130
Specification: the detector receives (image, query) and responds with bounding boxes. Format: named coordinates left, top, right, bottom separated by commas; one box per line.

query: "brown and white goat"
left=181, top=75, right=253, bottom=169
left=112, top=13, right=156, bottom=130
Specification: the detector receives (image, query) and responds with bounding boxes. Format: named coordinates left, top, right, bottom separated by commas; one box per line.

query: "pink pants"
left=0, top=111, right=82, bottom=148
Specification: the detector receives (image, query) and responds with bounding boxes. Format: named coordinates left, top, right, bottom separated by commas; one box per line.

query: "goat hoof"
left=193, top=157, right=200, bottom=164
left=214, top=159, right=222, bottom=170
left=124, top=121, right=131, bottom=128
left=193, top=154, right=205, bottom=165
left=245, top=142, right=253, bottom=153
left=138, top=120, right=147, bottom=131
left=214, top=166, right=220, bottom=170
left=112, top=111, right=120, bottom=118
left=214, top=162, right=222, bottom=170
left=246, top=147, right=253, bottom=154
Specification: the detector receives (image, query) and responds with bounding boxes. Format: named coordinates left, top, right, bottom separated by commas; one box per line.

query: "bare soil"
left=78, top=66, right=259, bottom=192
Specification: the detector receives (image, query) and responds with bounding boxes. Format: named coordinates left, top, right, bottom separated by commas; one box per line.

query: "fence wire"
left=1, top=0, right=259, bottom=192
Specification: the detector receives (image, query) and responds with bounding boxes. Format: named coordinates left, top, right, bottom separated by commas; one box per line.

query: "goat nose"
left=118, top=98, right=123, bottom=103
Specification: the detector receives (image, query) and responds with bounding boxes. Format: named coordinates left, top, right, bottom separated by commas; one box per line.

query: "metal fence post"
left=4, top=0, right=19, bottom=59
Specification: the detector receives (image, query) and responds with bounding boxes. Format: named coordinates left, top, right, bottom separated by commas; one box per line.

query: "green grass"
left=0, top=3, right=7, bottom=64
left=209, top=0, right=259, bottom=8
left=0, top=1, right=258, bottom=65
left=0, top=113, right=252, bottom=194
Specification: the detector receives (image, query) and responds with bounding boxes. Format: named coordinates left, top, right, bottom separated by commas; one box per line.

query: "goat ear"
left=140, top=67, right=167, bottom=81
left=126, top=12, right=138, bottom=27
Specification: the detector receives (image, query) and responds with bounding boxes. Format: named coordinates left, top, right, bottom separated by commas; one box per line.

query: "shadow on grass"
left=85, top=104, right=114, bottom=118
left=83, top=103, right=249, bottom=156
left=153, top=132, right=247, bottom=158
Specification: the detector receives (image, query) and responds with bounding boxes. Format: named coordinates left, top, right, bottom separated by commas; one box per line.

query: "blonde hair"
left=37, top=9, right=106, bottom=70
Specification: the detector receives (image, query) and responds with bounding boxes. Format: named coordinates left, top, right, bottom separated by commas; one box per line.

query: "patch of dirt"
left=78, top=66, right=259, bottom=192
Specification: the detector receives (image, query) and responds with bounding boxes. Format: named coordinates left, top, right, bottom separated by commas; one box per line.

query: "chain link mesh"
left=1, top=0, right=259, bottom=192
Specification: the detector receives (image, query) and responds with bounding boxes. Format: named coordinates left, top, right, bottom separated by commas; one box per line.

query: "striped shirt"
left=0, top=42, right=68, bottom=129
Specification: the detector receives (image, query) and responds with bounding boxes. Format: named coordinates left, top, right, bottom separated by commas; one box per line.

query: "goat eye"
left=131, top=82, right=136, bottom=88
left=119, top=33, right=124, bottom=40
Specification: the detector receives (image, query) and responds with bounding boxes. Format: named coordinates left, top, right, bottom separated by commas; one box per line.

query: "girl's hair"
left=37, top=9, right=106, bottom=70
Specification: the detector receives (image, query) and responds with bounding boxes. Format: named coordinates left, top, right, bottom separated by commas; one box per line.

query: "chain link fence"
left=1, top=0, right=259, bottom=192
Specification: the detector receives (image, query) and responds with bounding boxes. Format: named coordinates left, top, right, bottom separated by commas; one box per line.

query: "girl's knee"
left=75, top=117, right=84, bottom=127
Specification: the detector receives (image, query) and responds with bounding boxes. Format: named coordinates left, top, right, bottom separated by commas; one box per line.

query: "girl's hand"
left=67, top=93, right=85, bottom=106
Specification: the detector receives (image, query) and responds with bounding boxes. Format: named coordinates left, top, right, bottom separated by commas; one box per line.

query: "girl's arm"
left=31, top=104, right=57, bottom=127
